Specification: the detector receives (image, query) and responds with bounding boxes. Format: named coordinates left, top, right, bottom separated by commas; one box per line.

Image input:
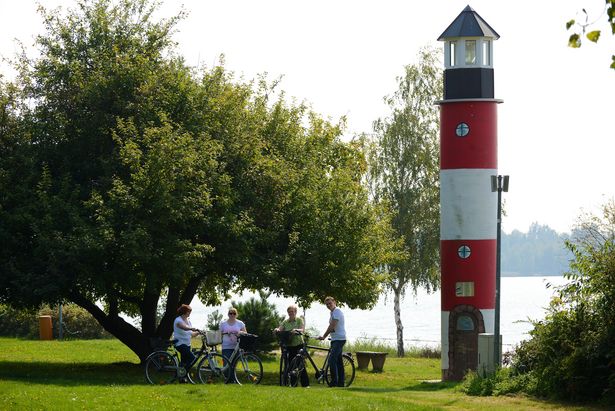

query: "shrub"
left=0, top=304, right=111, bottom=339
left=508, top=201, right=615, bottom=405
left=40, top=304, right=112, bottom=339
left=460, top=368, right=530, bottom=397
left=231, top=293, right=284, bottom=353
left=0, top=305, right=40, bottom=338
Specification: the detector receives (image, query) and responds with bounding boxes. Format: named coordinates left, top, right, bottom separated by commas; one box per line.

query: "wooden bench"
left=355, top=351, right=388, bottom=372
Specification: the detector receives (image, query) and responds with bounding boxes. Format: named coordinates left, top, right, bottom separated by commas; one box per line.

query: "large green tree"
left=0, top=0, right=394, bottom=361
left=366, top=48, right=441, bottom=357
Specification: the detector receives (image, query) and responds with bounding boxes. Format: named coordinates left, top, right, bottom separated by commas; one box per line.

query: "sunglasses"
left=228, top=312, right=236, bottom=316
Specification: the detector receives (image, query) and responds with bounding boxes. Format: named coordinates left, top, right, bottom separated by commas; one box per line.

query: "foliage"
left=206, top=309, right=223, bottom=331
left=231, top=293, right=284, bottom=353
left=0, top=304, right=111, bottom=339
left=566, top=0, right=615, bottom=69
left=509, top=200, right=615, bottom=404
left=0, top=305, right=40, bottom=339
left=460, top=368, right=533, bottom=397
left=502, top=223, right=572, bottom=275
left=364, top=47, right=442, bottom=357
left=0, top=0, right=395, bottom=361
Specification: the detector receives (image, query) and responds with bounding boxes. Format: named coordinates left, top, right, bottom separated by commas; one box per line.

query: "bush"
left=0, top=305, right=40, bottom=338
left=508, top=201, right=615, bottom=405
left=231, top=293, right=284, bottom=353
left=0, top=304, right=111, bottom=339
left=460, top=368, right=531, bottom=397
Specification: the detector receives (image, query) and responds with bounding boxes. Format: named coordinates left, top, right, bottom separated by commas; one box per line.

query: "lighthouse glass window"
left=482, top=40, right=491, bottom=65
left=448, top=42, right=456, bottom=67
left=457, top=315, right=475, bottom=331
left=465, top=40, right=476, bottom=65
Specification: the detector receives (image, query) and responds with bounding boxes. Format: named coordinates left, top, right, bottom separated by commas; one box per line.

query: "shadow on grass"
left=0, top=360, right=285, bottom=387
left=349, top=380, right=458, bottom=394
left=0, top=361, right=142, bottom=386
left=403, top=380, right=458, bottom=391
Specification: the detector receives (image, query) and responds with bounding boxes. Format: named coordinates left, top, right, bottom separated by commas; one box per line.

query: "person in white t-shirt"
left=318, top=296, right=346, bottom=387
left=173, top=304, right=199, bottom=376
left=219, top=307, right=247, bottom=362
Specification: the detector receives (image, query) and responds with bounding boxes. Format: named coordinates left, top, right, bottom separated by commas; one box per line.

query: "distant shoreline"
left=502, top=272, right=565, bottom=277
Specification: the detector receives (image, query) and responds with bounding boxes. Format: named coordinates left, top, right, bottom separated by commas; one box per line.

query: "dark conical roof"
left=437, top=5, right=499, bottom=40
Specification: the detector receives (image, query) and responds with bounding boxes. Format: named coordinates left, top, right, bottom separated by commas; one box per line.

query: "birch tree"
left=367, top=48, right=441, bottom=357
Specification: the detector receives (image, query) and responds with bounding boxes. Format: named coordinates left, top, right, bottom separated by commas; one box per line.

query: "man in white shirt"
left=318, top=296, right=346, bottom=387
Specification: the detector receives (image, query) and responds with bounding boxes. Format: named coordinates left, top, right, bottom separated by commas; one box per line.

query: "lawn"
left=0, top=338, right=600, bottom=410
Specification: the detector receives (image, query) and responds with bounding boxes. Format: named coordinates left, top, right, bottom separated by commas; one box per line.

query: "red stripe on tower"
left=437, top=6, right=502, bottom=382
left=440, top=102, right=497, bottom=169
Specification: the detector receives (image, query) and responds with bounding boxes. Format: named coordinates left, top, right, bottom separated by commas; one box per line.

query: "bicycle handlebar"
left=221, top=332, right=258, bottom=338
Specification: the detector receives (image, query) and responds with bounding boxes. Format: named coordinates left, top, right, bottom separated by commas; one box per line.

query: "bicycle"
left=286, top=332, right=355, bottom=387
left=276, top=330, right=294, bottom=386
left=144, top=330, right=230, bottom=385
left=222, top=332, right=264, bottom=385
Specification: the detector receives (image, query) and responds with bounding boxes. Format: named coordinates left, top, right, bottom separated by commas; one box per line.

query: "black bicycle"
left=144, top=331, right=230, bottom=385
left=286, top=332, right=355, bottom=387
left=276, top=330, right=293, bottom=386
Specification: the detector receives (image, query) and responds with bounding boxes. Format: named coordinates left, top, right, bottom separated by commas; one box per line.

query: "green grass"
left=0, top=338, right=603, bottom=410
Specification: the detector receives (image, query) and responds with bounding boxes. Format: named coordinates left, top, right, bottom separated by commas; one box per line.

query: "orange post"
left=39, top=315, right=53, bottom=340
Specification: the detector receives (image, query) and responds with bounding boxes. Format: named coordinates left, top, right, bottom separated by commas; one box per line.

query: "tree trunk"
left=157, top=277, right=201, bottom=338
left=69, top=276, right=203, bottom=363
left=69, top=291, right=159, bottom=363
left=393, top=286, right=405, bottom=358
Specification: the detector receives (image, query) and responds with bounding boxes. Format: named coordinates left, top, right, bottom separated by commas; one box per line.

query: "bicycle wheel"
left=286, top=355, right=306, bottom=387
left=233, top=353, right=263, bottom=385
left=145, top=351, right=178, bottom=385
left=197, top=352, right=230, bottom=384
left=324, top=353, right=355, bottom=387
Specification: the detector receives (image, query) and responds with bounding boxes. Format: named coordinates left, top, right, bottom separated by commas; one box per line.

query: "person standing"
left=219, top=307, right=247, bottom=362
left=276, top=304, right=309, bottom=387
left=318, top=296, right=346, bottom=387
left=173, top=304, right=199, bottom=378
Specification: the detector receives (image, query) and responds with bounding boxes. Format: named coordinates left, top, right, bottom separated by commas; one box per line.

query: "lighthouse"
left=437, top=6, right=501, bottom=381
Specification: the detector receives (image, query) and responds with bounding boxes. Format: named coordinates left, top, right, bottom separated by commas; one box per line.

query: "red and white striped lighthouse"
left=437, top=6, right=501, bottom=381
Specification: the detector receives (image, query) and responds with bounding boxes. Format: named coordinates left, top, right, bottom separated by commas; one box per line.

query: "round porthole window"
left=457, top=245, right=471, bottom=259
left=455, top=122, right=469, bottom=137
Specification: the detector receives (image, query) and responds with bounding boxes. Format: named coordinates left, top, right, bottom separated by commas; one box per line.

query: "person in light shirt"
left=219, top=307, right=247, bottom=362
left=173, top=304, right=199, bottom=376
left=318, top=296, right=346, bottom=387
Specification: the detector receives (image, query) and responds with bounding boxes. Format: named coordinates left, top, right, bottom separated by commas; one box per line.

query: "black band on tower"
left=444, top=68, right=494, bottom=99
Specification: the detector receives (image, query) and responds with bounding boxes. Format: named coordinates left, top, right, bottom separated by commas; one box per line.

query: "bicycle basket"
left=239, top=334, right=258, bottom=350
left=205, top=330, right=222, bottom=346
left=277, top=331, right=293, bottom=347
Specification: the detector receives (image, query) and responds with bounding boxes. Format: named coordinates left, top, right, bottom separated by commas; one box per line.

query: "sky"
left=1, top=0, right=614, bottom=234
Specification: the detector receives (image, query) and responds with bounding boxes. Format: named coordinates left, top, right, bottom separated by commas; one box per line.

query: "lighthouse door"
left=449, top=307, right=484, bottom=381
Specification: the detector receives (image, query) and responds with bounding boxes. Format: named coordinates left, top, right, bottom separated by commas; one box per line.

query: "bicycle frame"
left=290, top=333, right=355, bottom=386
left=304, top=343, right=332, bottom=382
left=220, top=332, right=263, bottom=384
left=145, top=332, right=221, bottom=384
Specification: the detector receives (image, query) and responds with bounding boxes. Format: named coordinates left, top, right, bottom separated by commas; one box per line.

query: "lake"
left=187, top=275, right=567, bottom=350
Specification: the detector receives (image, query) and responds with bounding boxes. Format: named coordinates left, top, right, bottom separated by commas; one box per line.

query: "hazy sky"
left=1, top=0, right=613, bottom=234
